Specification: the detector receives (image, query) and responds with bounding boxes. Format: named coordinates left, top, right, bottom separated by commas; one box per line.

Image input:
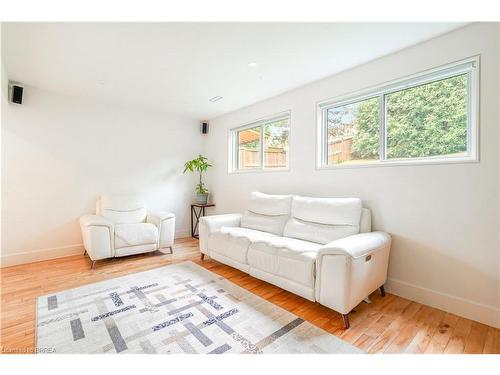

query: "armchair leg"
left=200, top=253, right=205, bottom=261
left=341, top=314, right=350, bottom=329
left=380, top=285, right=386, bottom=297
left=159, top=246, right=173, bottom=254
left=91, top=260, right=97, bottom=270
left=84, top=249, right=87, bottom=256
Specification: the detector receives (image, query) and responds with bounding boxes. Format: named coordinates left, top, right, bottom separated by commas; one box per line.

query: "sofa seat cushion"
left=114, top=223, right=158, bottom=249
left=247, top=237, right=322, bottom=287
left=208, top=227, right=277, bottom=264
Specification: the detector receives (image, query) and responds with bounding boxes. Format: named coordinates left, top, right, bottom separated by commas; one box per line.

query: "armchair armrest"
left=315, top=231, right=391, bottom=315
left=80, top=214, right=114, bottom=229
left=147, top=211, right=175, bottom=226
left=147, top=211, right=175, bottom=249
left=79, top=214, right=114, bottom=261
left=198, top=213, right=242, bottom=254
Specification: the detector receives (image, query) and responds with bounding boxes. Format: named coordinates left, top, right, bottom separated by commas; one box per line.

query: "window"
left=318, top=57, right=478, bottom=167
left=231, top=112, right=290, bottom=172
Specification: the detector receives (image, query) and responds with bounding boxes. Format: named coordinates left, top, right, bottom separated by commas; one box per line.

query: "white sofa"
left=199, top=192, right=391, bottom=328
left=80, top=195, right=175, bottom=268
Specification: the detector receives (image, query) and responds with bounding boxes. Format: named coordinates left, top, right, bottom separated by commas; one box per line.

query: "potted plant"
left=183, top=154, right=212, bottom=204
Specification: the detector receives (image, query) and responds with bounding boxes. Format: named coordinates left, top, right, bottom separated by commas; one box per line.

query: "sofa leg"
left=380, top=285, right=386, bottom=297
left=200, top=253, right=205, bottom=261
left=168, top=246, right=173, bottom=254
left=341, top=314, right=350, bottom=329
left=91, top=260, right=97, bottom=270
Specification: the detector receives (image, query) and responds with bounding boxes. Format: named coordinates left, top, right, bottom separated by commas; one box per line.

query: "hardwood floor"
left=1, top=237, right=499, bottom=354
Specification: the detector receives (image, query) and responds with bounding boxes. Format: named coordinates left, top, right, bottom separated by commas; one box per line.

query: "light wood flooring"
left=1, top=237, right=498, bottom=354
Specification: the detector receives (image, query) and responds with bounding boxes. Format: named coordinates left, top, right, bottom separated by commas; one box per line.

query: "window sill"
left=228, top=167, right=290, bottom=174
left=316, top=155, right=479, bottom=170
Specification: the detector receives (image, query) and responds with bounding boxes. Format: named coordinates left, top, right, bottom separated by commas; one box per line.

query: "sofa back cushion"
left=283, top=196, right=362, bottom=244
left=240, top=192, right=293, bottom=235
left=97, top=195, right=147, bottom=224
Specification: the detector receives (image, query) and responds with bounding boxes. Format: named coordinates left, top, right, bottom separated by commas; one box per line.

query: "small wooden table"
left=191, top=203, right=215, bottom=238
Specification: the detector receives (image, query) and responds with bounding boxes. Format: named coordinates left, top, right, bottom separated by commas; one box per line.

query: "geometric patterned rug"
left=36, top=261, right=363, bottom=354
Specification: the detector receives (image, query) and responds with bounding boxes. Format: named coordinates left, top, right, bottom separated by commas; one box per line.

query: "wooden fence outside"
left=327, top=136, right=354, bottom=164
left=239, top=148, right=287, bottom=168
left=239, top=138, right=352, bottom=167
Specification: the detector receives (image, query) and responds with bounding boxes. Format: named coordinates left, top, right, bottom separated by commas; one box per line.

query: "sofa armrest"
left=79, top=215, right=114, bottom=260
left=147, top=211, right=176, bottom=249
left=198, top=213, right=242, bottom=254
left=317, top=231, right=391, bottom=259
left=315, top=231, right=391, bottom=314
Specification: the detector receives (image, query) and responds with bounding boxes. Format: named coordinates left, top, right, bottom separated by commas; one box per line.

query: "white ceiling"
left=2, top=22, right=466, bottom=120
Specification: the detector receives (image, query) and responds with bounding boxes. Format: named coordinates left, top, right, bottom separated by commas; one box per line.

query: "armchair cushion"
left=98, top=195, right=147, bottom=224
left=114, top=223, right=158, bottom=249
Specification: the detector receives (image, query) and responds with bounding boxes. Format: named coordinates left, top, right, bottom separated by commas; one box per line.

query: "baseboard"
left=1, top=228, right=193, bottom=268
left=386, top=277, right=500, bottom=329
left=1, top=244, right=85, bottom=268
left=175, top=229, right=191, bottom=238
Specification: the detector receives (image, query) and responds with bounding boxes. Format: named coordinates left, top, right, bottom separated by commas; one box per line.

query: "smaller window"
left=231, top=113, right=290, bottom=172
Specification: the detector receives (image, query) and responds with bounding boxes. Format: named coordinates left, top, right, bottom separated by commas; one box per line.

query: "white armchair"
left=80, top=195, right=175, bottom=268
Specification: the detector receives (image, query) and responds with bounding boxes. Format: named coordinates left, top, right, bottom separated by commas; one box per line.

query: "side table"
left=191, top=203, right=215, bottom=238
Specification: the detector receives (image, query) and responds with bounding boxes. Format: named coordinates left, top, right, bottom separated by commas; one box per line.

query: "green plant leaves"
left=184, top=155, right=212, bottom=194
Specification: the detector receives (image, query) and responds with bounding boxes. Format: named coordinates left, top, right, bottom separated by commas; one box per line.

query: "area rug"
left=36, top=261, right=362, bottom=354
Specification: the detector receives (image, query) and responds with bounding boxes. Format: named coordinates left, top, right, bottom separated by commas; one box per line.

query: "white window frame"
left=316, top=56, right=480, bottom=169
left=229, top=111, right=291, bottom=173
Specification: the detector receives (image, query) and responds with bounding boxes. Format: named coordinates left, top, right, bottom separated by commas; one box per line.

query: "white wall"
left=1, top=86, right=203, bottom=266
left=205, top=23, right=500, bottom=327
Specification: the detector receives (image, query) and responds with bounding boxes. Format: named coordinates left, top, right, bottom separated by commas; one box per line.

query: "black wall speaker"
left=200, top=121, right=209, bottom=134
left=9, top=84, right=24, bottom=104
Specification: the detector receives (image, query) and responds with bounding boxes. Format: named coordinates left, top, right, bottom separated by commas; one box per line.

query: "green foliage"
left=265, top=119, right=289, bottom=149
left=350, top=74, right=468, bottom=160
left=183, top=155, right=212, bottom=194
left=350, top=98, right=380, bottom=159
left=385, top=75, right=467, bottom=159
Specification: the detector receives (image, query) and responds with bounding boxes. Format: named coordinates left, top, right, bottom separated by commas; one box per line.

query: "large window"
left=231, top=112, right=290, bottom=172
left=318, top=57, right=478, bottom=167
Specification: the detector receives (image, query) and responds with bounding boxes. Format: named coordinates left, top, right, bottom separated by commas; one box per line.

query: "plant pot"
left=196, top=193, right=209, bottom=205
